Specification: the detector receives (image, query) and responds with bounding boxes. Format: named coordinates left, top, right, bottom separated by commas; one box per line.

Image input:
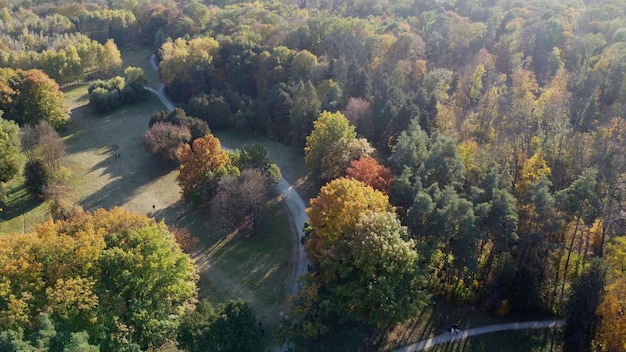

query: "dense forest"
left=2, top=0, right=626, bottom=350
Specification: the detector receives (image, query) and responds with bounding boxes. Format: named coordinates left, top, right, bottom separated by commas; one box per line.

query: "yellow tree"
left=305, top=177, right=392, bottom=267
left=595, top=237, right=626, bottom=351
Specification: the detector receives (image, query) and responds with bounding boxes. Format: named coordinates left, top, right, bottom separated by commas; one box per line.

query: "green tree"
left=231, top=144, right=281, bottom=183
left=0, top=208, right=197, bottom=350
left=178, top=300, right=261, bottom=352
left=24, top=159, right=50, bottom=197
left=305, top=111, right=356, bottom=177
left=388, top=118, right=429, bottom=174
left=322, top=211, right=430, bottom=327
left=0, top=69, right=70, bottom=129
left=63, top=331, right=99, bottom=352
left=469, top=165, right=519, bottom=285
left=0, top=116, right=22, bottom=182
left=556, top=168, right=601, bottom=304
left=289, top=80, right=321, bottom=148
left=208, top=301, right=262, bottom=352
left=563, top=259, right=606, bottom=352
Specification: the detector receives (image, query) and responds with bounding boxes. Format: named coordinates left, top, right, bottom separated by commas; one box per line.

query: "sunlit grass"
left=195, top=198, right=294, bottom=329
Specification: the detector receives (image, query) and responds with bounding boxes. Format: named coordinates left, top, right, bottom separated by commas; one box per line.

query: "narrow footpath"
left=147, top=55, right=310, bottom=295
left=393, top=319, right=564, bottom=352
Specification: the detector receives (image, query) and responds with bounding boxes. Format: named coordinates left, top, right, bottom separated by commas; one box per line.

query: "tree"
left=0, top=116, right=22, bottom=182
left=563, top=259, right=606, bottom=352
left=388, top=117, right=429, bottom=174
left=178, top=300, right=262, bottom=352
left=231, top=143, right=281, bottom=183
left=177, top=134, right=234, bottom=203
left=207, top=301, right=262, bottom=352
left=595, top=237, right=626, bottom=351
left=187, top=94, right=232, bottom=129
left=289, top=80, right=321, bottom=147
left=63, top=331, right=99, bottom=352
left=304, top=111, right=357, bottom=177
left=346, top=157, right=395, bottom=195
left=305, top=177, right=392, bottom=266
left=320, top=137, right=374, bottom=182
left=321, top=211, right=430, bottom=327
left=24, top=159, right=50, bottom=197
left=0, top=69, right=70, bottom=129
left=143, top=122, right=191, bottom=162
left=211, top=169, right=271, bottom=232
left=0, top=208, right=198, bottom=350
left=343, top=97, right=372, bottom=133
left=150, top=108, right=210, bottom=142
left=21, top=121, right=65, bottom=173
left=556, top=168, right=601, bottom=304
left=99, top=39, right=122, bottom=76
left=168, top=225, right=200, bottom=255
left=422, top=132, right=466, bottom=189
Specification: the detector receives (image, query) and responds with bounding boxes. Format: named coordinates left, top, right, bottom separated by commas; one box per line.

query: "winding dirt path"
left=147, top=55, right=309, bottom=296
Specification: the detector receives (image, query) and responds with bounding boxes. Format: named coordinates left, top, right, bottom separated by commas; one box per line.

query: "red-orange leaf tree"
left=345, top=157, right=395, bottom=195
left=177, top=133, right=235, bottom=203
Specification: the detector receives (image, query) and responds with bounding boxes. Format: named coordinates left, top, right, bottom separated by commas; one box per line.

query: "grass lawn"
left=0, top=174, right=49, bottom=234
left=1, top=48, right=296, bottom=341
left=194, top=198, right=294, bottom=328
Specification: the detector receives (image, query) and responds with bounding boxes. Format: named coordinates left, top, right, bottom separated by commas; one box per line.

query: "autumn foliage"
left=143, top=122, right=191, bottom=162
left=305, top=177, right=392, bottom=265
left=177, top=133, right=232, bottom=201
left=346, top=157, right=395, bottom=195
left=0, top=207, right=198, bottom=350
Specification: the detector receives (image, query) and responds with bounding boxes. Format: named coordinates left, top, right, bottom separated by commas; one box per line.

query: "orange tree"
left=345, top=157, right=395, bottom=195
left=177, top=133, right=237, bottom=205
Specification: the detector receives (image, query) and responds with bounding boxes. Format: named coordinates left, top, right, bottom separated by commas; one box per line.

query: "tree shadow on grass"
left=78, top=153, right=176, bottom=211
left=0, top=183, right=42, bottom=222
left=151, top=198, right=207, bottom=237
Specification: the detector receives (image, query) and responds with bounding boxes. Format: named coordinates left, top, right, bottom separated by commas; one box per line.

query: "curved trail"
left=393, top=319, right=564, bottom=351
left=147, top=55, right=309, bottom=295
left=147, top=54, right=561, bottom=351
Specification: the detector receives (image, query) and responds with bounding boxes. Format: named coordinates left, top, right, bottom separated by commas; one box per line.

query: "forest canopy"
left=3, top=0, right=626, bottom=350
